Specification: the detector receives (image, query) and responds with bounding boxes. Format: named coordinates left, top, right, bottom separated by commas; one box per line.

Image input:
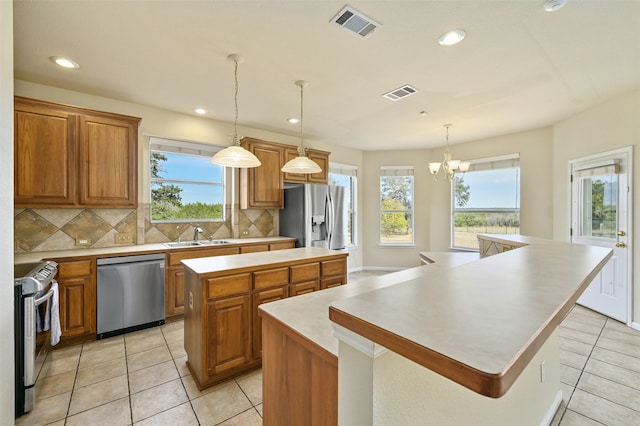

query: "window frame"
left=450, top=153, right=520, bottom=251
left=149, top=137, right=226, bottom=224
left=329, top=162, right=358, bottom=247
left=379, top=165, right=415, bottom=247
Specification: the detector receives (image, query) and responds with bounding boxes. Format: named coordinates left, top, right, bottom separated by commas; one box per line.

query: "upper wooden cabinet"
left=239, top=137, right=330, bottom=209
left=240, top=138, right=284, bottom=209
left=283, top=147, right=329, bottom=184
left=14, top=97, right=140, bottom=208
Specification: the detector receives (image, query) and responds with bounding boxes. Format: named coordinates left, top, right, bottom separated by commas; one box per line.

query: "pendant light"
left=428, top=124, right=470, bottom=181
left=281, top=80, right=322, bottom=174
left=211, top=54, right=261, bottom=168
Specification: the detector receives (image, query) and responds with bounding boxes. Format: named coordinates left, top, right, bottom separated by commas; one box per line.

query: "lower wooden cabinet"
left=56, top=260, right=96, bottom=341
left=166, top=266, right=186, bottom=317
left=207, top=294, right=252, bottom=375
left=184, top=250, right=348, bottom=390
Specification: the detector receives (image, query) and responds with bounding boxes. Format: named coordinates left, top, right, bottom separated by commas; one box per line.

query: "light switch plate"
left=115, top=233, right=134, bottom=244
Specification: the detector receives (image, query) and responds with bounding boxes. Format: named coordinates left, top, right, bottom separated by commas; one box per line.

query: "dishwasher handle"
left=97, top=253, right=166, bottom=266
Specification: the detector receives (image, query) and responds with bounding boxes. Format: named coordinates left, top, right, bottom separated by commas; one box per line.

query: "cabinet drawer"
left=240, top=244, right=269, bottom=254
left=290, top=263, right=319, bottom=283
left=290, top=281, right=319, bottom=296
left=168, top=247, right=240, bottom=266
left=57, top=260, right=92, bottom=278
left=321, top=276, right=346, bottom=290
left=254, top=267, right=289, bottom=290
left=321, top=258, right=346, bottom=277
left=207, top=273, right=250, bottom=299
left=269, top=241, right=295, bottom=251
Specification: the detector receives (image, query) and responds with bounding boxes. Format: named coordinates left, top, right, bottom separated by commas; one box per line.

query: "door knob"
left=617, top=230, right=626, bottom=236
left=615, top=242, right=626, bottom=248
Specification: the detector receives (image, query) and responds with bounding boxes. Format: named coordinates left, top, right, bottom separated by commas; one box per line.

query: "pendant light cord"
left=233, top=58, right=239, bottom=146
left=299, top=83, right=305, bottom=155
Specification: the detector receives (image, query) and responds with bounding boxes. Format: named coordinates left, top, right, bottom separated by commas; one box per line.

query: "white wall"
left=362, top=127, right=554, bottom=268
left=552, top=89, right=640, bottom=325
left=1, top=1, right=14, bottom=422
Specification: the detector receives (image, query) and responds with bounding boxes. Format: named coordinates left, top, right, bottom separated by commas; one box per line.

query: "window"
left=150, top=137, right=225, bottom=223
left=380, top=166, right=414, bottom=245
left=452, top=154, right=520, bottom=250
left=329, top=163, right=358, bottom=246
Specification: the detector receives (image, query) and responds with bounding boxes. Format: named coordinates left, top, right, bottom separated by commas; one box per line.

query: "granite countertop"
left=328, top=236, right=612, bottom=398
left=182, top=246, right=348, bottom=277
left=14, top=236, right=296, bottom=264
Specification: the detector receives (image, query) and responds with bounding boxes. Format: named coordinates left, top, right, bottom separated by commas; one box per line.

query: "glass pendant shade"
left=281, top=80, right=322, bottom=174
left=211, top=54, right=261, bottom=168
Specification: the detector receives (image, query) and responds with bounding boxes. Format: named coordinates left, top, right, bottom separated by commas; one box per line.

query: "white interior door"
left=570, top=148, right=632, bottom=323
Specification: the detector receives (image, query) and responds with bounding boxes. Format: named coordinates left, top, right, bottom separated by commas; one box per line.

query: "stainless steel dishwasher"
left=97, top=253, right=165, bottom=339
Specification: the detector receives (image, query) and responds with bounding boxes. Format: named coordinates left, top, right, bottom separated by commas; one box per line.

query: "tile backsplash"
left=14, top=205, right=277, bottom=253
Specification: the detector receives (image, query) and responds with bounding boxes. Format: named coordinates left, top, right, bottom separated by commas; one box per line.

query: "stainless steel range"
left=14, top=260, right=58, bottom=418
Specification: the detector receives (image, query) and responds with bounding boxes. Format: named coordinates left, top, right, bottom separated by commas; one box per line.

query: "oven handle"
left=34, top=288, right=54, bottom=307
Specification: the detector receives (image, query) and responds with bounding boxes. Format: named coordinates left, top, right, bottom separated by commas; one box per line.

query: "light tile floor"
left=16, top=270, right=640, bottom=425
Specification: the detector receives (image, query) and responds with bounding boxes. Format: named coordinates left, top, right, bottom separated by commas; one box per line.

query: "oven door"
left=23, top=286, right=54, bottom=413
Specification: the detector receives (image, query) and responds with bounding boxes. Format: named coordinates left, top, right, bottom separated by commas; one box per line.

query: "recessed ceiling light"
left=193, top=108, right=207, bottom=115
left=287, top=118, right=299, bottom=124
left=50, top=56, right=79, bottom=69
left=420, top=110, right=428, bottom=116
left=438, top=29, right=466, bottom=46
left=544, top=0, right=566, bottom=12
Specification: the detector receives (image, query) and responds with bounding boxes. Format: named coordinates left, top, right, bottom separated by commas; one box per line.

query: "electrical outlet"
left=242, top=231, right=249, bottom=236
left=76, top=238, right=91, bottom=246
left=189, top=291, right=194, bottom=310
left=115, top=232, right=134, bottom=244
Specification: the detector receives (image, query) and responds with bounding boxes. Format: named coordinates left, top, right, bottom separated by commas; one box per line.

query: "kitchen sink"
left=163, top=240, right=231, bottom=248
left=198, top=240, right=230, bottom=245
left=163, top=241, right=203, bottom=248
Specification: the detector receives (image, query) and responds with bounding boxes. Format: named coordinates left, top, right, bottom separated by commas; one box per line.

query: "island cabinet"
left=14, top=96, right=140, bottom=208
left=182, top=247, right=348, bottom=390
left=54, top=259, right=96, bottom=343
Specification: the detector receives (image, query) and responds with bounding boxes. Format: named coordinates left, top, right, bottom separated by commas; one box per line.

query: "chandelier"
left=428, top=124, right=469, bottom=181
left=211, top=54, right=261, bottom=168
left=281, top=80, right=322, bottom=174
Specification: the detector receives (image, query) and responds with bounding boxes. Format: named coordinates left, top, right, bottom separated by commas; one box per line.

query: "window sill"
left=378, top=244, right=416, bottom=248
left=449, top=246, right=479, bottom=252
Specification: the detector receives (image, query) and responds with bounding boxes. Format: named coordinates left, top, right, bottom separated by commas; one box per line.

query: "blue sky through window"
left=458, top=168, right=520, bottom=209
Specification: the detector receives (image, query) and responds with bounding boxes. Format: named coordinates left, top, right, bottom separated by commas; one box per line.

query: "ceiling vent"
left=331, top=5, right=380, bottom=39
left=382, top=85, right=419, bottom=101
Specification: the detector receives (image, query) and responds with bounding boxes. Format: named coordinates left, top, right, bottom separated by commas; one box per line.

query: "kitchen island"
left=259, top=236, right=612, bottom=425
left=181, top=247, right=348, bottom=390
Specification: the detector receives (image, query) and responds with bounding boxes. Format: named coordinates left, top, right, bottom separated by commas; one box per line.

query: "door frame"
left=568, top=146, right=633, bottom=325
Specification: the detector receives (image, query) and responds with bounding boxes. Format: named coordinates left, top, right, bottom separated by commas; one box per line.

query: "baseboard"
left=631, top=321, right=640, bottom=332
left=540, top=390, right=563, bottom=426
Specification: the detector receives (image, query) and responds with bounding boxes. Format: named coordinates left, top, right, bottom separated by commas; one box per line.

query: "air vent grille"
left=331, top=5, right=380, bottom=39
left=382, top=85, right=419, bottom=101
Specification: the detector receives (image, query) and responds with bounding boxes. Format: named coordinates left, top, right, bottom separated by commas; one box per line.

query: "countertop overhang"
left=329, top=235, right=612, bottom=398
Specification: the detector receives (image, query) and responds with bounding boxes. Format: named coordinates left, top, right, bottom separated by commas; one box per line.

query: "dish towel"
left=49, top=281, right=61, bottom=346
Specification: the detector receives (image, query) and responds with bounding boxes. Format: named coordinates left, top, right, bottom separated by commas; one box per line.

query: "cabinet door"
left=207, top=295, right=251, bottom=374
left=58, top=275, right=96, bottom=338
left=240, top=139, right=283, bottom=209
left=78, top=114, right=138, bottom=207
left=14, top=100, right=76, bottom=206
left=252, top=286, right=287, bottom=360
left=307, top=150, right=329, bottom=184
left=166, top=266, right=185, bottom=317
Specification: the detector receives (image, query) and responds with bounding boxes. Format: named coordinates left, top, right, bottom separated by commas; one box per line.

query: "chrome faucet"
left=193, top=225, right=204, bottom=242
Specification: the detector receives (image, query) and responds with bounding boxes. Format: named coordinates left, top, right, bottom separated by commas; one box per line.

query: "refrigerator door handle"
left=326, top=188, right=334, bottom=248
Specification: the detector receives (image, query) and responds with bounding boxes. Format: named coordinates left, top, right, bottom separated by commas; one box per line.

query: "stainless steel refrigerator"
left=280, top=183, right=347, bottom=249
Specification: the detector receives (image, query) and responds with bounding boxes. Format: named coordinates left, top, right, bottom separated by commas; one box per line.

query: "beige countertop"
left=14, top=236, right=295, bottom=264
left=181, top=246, right=347, bottom=277
left=259, top=251, right=478, bottom=359
left=328, top=235, right=612, bottom=398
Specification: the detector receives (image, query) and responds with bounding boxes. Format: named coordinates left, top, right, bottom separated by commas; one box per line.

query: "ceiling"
left=12, top=1, right=640, bottom=151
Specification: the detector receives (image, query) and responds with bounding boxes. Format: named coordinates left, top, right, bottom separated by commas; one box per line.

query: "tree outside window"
left=380, top=168, right=414, bottom=245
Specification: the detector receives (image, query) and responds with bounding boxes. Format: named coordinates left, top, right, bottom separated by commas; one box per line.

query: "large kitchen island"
left=181, top=247, right=348, bottom=390
left=259, top=235, right=612, bottom=425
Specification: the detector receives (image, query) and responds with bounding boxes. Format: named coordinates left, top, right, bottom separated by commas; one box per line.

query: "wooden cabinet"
left=239, top=137, right=331, bottom=209
left=183, top=249, right=347, bottom=390
left=55, top=260, right=96, bottom=341
left=283, top=147, right=330, bottom=184
left=269, top=240, right=296, bottom=250
left=14, top=100, right=76, bottom=206
left=14, top=97, right=140, bottom=208
left=166, top=246, right=240, bottom=318
left=240, top=137, right=284, bottom=209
